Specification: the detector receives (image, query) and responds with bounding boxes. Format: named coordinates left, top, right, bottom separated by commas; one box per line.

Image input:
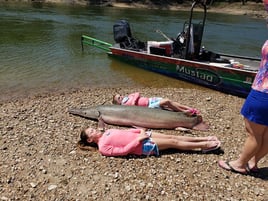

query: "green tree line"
left=88, top=0, right=262, bottom=6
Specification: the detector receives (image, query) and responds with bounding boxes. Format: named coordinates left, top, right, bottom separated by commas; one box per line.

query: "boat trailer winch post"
left=81, top=35, right=112, bottom=52
left=184, top=0, right=207, bottom=60
left=183, top=0, right=260, bottom=62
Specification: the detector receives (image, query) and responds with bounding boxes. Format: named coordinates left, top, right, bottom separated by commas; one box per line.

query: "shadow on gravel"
left=250, top=167, right=268, bottom=180
left=119, top=148, right=224, bottom=160
left=160, top=147, right=224, bottom=156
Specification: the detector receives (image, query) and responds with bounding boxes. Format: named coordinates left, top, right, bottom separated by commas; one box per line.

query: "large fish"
left=68, top=105, right=209, bottom=131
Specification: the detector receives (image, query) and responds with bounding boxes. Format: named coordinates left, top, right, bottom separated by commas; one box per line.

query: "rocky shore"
left=1, top=87, right=268, bottom=200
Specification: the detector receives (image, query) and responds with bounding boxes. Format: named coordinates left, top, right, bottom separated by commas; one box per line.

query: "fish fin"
left=193, top=122, right=209, bottom=131
left=98, top=117, right=106, bottom=131
left=175, top=127, right=191, bottom=132
left=132, top=125, right=146, bottom=129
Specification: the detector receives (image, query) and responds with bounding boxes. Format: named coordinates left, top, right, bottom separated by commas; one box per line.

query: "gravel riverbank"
left=1, top=87, right=268, bottom=200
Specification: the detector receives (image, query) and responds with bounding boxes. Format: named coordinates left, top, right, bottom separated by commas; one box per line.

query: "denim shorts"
left=148, top=97, right=162, bottom=108
left=241, top=89, right=268, bottom=126
left=142, top=131, right=159, bottom=156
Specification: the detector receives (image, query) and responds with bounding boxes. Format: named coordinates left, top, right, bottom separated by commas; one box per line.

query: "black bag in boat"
left=199, top=50, right=230, bottom=63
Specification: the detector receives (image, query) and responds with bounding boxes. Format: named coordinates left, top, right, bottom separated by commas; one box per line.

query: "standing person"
left=218, top=0, right=268, bottom=175
left=78, top=127, right=221, bottom=157
left=112, top=92, right=200, bottom=116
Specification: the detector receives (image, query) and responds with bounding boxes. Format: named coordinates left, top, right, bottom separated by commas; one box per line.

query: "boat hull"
left=109, top=47, right=257, bottom=98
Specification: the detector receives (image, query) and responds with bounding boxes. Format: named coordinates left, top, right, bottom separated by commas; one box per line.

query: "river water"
left=0, top=3, right=267, bottom=100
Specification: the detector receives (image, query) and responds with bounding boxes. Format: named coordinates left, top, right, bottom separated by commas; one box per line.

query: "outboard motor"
left=113, top=20, right=132, bottom=43
left=113, top=19, right=145, bottom=51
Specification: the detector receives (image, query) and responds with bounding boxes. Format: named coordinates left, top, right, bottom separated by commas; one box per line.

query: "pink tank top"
left=252, top=40, right=268, bottom=93
left=121, top=92, right=149, bottom=106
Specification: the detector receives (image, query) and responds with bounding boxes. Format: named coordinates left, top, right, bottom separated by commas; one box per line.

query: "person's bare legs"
left=151, top=132, right=218, bottom=142
left=159, top=98, right=192, bottom=113
left=219, top=118, right=266, bottom=173
left=248, top=126, right=268, bottom=170
left=151, top=132, right=220, bottom=151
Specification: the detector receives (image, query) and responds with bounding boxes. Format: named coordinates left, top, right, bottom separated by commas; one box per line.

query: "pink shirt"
left=252, top=40, right=268, bottom=93
left=121, top=92, right=149, bottom=107
left=98, top=129, right=143, bottom=156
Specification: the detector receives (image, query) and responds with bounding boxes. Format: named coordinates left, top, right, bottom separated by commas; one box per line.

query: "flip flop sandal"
left=246, top=163, right=260, bottom=173
left=202, top=140, right=221, bottom=153
left=218, top=160, right=249, bottom=175
left=250, top=166, right=260, bottom=173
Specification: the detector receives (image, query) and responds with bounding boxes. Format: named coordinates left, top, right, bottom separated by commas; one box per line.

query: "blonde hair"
left=112, top=94, right=120, bottom=105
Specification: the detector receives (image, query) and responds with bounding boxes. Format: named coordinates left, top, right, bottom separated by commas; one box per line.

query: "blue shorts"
left=142, top=131, right=159, bottom=156
left=241, top=89, right=268, bottom=126
left=148, top=97, right=162, bottom=108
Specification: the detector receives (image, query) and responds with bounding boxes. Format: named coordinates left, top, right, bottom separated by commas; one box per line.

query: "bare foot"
left=207, top=136, right=218, bottom=141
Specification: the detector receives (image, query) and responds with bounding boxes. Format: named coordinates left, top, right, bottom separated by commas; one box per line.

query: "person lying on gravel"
left=112, top=92, right=200, bottom=116
left=78, top=127, right=221, bottom=157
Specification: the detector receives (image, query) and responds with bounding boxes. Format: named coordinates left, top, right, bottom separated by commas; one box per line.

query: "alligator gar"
left=68, top=105, right=209, bottom=131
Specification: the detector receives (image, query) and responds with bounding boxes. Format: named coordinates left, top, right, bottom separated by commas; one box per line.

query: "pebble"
left=48, top=185, right=57, bottom=191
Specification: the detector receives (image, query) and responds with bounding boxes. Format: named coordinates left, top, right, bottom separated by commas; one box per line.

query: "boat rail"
left=81, top=35, right=112, bottom=52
